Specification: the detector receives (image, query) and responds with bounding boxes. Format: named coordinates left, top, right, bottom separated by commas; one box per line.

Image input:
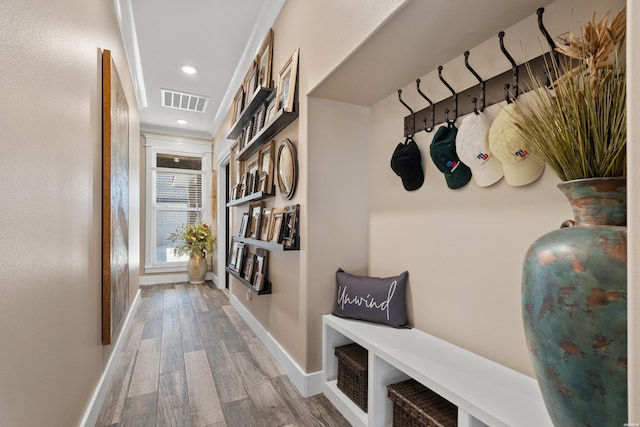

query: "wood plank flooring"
left=97, top=283, right=349, bottom=427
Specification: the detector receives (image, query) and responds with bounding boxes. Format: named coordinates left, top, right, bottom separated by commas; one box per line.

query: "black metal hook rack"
left=402, top=7, right=559, bottom=137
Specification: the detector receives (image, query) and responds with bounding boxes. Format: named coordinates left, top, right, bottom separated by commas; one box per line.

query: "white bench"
left=322, top=314, right=553, bottom=427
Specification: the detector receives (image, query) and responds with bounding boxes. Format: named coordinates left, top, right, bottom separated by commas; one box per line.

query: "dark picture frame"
left=282, top=204, right=299, bottom=248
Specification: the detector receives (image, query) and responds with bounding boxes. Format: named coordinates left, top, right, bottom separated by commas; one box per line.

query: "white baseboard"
left=79, top=289, right=141, bottom=427
left=139, top=272, right=216, bottom=286
left=229, top=294, right=323, bottom=397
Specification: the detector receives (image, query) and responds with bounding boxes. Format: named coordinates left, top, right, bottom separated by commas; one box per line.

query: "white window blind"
left=144, top=136, right=212, bottom=273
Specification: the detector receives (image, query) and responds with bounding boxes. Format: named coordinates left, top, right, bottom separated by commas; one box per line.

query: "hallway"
left=96, top=283, right=349, bottom=426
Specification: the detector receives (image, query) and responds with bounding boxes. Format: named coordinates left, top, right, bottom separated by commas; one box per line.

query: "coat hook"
left=416, top=79, right=434, bottom=132
left=398, top=89, right=415, bottom=136
left=498, top=31, right=519, bottom=101
left=472, top=98, right=479, bottom=115
left=464, top=50, right=485, bottom=113
left=537, top=7, right=560, bottom=81
left=504, top=84, right=512, bottom=104
left=438, top=65, right=457, bottom=126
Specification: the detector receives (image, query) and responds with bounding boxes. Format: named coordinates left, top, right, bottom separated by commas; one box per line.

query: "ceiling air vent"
left=161, top=89, right=209, bottom=113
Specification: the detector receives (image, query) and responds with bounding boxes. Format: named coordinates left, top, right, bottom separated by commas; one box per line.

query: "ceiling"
left=114, top=0, right=285, bottom=139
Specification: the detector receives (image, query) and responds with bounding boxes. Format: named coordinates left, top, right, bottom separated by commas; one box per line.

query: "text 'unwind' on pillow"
left=333, top=268, right=410, bottom=328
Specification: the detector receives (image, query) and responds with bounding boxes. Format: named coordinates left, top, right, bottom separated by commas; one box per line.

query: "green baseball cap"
left=429, top=125, right=472, bottom=189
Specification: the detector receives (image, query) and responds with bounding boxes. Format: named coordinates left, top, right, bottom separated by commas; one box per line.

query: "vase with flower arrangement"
left=170, top=221, right=216, bottom=284
left=514, top=7, right=627, bottom=426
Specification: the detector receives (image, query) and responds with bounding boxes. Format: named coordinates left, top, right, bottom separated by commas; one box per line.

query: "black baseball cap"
left=429, top=125, right=472, bottom=189
left=391, top=137, right=424, bottom=191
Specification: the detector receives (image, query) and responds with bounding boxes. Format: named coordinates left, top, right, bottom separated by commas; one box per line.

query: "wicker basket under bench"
left=335, top=343, right=369, bottom=412
left=387, top=378, right=457, bottom=427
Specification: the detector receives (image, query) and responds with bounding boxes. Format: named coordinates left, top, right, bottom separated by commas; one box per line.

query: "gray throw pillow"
left=333, top=268, right=410, bottom=328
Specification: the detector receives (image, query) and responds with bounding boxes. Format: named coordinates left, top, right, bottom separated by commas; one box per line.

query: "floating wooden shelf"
left=226, top=267, right=271, bottom=295
left=237, top=106, right=299, bottom=161
left=232, top=236, right=299, bottom=251
left=227, top=87, right=274, bottom=140
left=226, top=188, right=276, bottom=207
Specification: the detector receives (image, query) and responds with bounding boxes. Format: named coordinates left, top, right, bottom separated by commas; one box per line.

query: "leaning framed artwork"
left=256, top=29, right=274, bottom=89
left=102, top=49, right=130, bottom=345
left=275, top=47, right=299, bottom=113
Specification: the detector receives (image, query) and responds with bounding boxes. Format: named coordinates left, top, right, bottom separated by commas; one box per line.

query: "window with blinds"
left=144, top=136, right=212, bottom=273
left=154, top=154, right=203, bottom=263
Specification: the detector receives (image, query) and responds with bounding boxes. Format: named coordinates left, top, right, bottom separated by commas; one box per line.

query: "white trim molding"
left=229, top=293, right=323, bottom=397
left=80, top=289, right=142, bottom=427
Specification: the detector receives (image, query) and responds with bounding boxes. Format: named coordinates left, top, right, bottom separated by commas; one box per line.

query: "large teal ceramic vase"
left=522, top=177, right=627, bottom=427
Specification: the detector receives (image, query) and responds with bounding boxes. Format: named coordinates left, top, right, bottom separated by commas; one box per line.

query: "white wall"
left=0, top=0, right=140, bottom=425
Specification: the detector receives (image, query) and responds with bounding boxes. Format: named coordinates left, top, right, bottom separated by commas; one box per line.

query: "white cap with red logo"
left=456, top=112, right=504, bottom=187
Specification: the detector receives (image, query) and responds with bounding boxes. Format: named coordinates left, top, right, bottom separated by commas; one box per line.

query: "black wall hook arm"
left=398, top=89, right=415, bottom=136
left=464, top=51, right=485, bottom=113
left=498, top=31, right=519, bottom=100
left=438, top=66, right=457, bottom=125
left=537, top=7, right=560, bottom=80
left=416, top=79, right=434, bottom=132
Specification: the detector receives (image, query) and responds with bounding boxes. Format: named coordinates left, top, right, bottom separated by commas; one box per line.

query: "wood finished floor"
left=97, top=283, right=350, bottom=427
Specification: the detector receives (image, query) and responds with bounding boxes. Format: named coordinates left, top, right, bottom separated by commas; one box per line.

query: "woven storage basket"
left=335, top=343, right=368, bottom=412
left=387, top=378, right=457, bottom=427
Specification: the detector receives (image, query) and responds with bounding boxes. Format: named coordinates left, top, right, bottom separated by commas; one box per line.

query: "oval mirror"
left=276, top=138, right=297, bottom=200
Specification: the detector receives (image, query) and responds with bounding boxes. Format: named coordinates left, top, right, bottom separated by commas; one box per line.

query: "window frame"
left=144, top=134, right=212, bottom=274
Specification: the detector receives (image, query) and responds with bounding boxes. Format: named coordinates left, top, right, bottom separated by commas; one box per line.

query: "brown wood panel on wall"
left=102, top=49, right=130, bottom=345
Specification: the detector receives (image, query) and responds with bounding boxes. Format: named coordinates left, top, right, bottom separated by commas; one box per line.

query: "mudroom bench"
left=322, top=314, right=553, bottom=427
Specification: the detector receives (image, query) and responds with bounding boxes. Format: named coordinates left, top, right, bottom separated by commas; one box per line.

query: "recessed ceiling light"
left=181, top=65, right=197, bottom=75
left=177, top=119, right=187, bottom=125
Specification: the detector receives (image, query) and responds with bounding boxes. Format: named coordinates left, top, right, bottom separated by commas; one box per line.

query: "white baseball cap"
left=488, top=103, right=544, bottom=186
left=456, top=113, right=504, bottom=187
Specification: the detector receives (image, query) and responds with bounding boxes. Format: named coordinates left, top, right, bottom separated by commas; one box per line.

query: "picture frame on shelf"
left=231, top=86, right=244, bottom=124
left=282, top=204, right=299, bottom=248
left=256, top=103, right=267, bottom=133
left=234, top=242, right=245, bottom=272
left=238, top=212, right=250, bottom=237
left=246, top=160, right=259, bottom=194
left=270, top=208, right=284, bottom=244
left=264, top=96, right=277, bottom=127
left=256, top=29, right=273, bottom=89
left=275, top=47, right=299, bottom=113
left=260, top=207, right=273, bottom=241
left=238, top=130, right=245, bottom=151
left=239, top=172, right=249, bottom=198
left=243, top=255, right=255, bottom=283
left=244, top=60, right=259, bottom=105
left=248, top=201, right=264, bottom=239
left=228, top=241, right=244, bottom=271
left=258, top=140, right=275, bottom=193
left=243, top=117, right=255, bottom=147
left=253, top=249, right=268, bottom=288
left=254, top=272, right=265, bottom=291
